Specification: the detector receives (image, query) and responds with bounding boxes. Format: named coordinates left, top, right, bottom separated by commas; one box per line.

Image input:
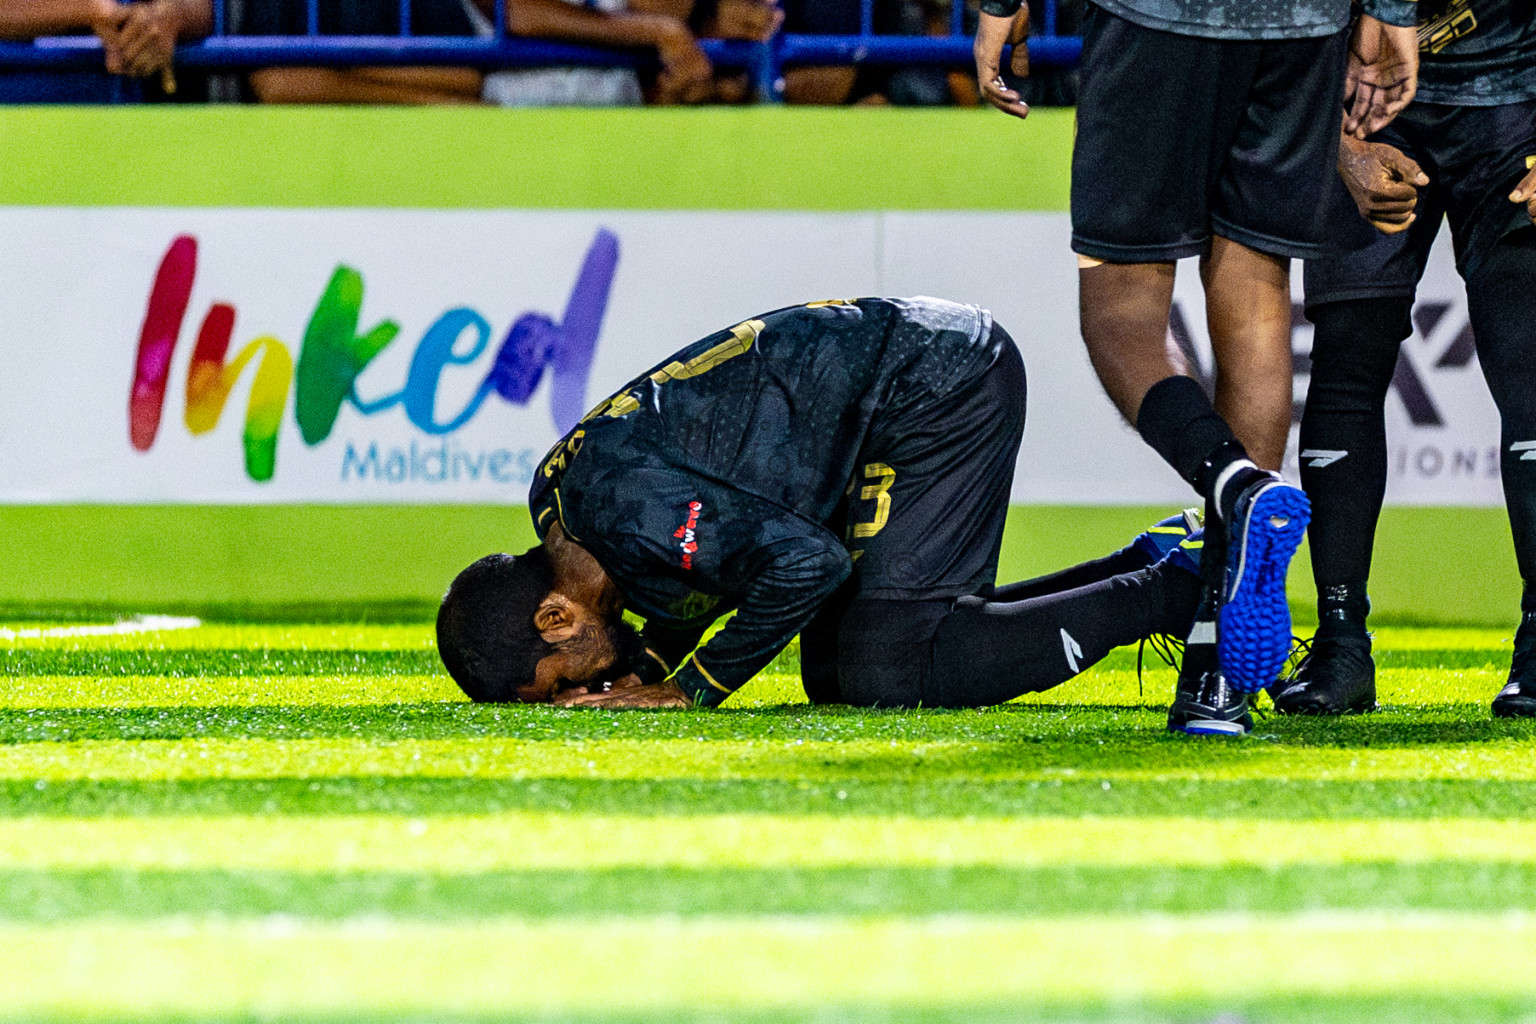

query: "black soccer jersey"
left=979, top=0, right=1415, bottom=40
left=528, top=297, right=1000, bottom=706
left=1415, top=0, right=1536, bottom=105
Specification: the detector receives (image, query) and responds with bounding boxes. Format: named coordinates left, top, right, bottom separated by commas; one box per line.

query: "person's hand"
left=711, top=0, right=782, bottom=43
left=89, top=0, right=130, bottom=75
left=554, top=675, right=692, bottom=709
left=1337, top=133, right=1428, bottom=233
left=1511, top=158, right=1536, bottom=227
left=652, top=21, right=713, bottom=104
left=974, top=6, right=1030, bottom=119
left=96, top=0, right=183, bottom=88
left=1344, top=15, right=1418, bottom=138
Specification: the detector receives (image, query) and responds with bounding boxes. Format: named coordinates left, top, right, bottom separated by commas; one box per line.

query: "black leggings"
left=1303, top=228, right=1536, bottom=605
left=799, top=553, right=1200, bottom=708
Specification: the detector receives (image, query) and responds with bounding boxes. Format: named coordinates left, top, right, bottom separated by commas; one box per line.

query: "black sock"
left=1316, top=583, right=1371, bottom=640
left=1176, top=580, right=1221, bottom=681
left=1298, top=297, right=1409, bottom=614
left=1136, top=375, right=1244, bottom=495
left=1136, top=375, right=1264, bottom=523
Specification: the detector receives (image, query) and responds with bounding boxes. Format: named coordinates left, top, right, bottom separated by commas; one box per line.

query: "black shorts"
left=841, top=323, right=1026, bottom=600
left=1304, top=98, right=1536, bottom=308
left=1071, top=4, right=1348, bottom=262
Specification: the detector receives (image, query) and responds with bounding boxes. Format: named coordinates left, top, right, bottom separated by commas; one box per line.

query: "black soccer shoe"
left=1493, top=616, right=1536, bottom=717
left=1492, top=680, right=1536, bottom=717
left=1271, top=635, right=1376, bottom=715
left=1168, top=665, right=1252, bottom=736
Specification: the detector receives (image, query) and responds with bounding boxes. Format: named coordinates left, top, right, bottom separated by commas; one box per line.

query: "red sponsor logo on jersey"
left=673, top=500, right=702, bottom=569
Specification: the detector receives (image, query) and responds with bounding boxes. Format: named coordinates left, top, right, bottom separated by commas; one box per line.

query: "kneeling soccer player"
left=437, top=297, right=1251, bottom=717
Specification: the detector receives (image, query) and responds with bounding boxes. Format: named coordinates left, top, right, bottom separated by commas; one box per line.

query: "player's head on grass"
left=436, top=527, right=643, bottom=703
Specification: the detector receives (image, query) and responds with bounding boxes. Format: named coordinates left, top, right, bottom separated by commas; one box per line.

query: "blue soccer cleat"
left=1218, top=474, right=1310, bottom=693
left=1164, top=528, right=1203, bottom=577
left=1131, top=508, right=1202, bottom=564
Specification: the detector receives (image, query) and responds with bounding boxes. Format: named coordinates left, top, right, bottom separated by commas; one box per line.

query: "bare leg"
left=1077, top=260, right=1185, bottom=424
left=1201, top=235, right=1293, bottom=470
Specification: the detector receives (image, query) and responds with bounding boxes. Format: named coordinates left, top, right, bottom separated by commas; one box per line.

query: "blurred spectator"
left=0, top=0, right=212, bottom=102
left=468, top=0, right=780, bottom=107
left=239, top=0, right=484, bottom=103
left=779, top=0, right=963, bottom=106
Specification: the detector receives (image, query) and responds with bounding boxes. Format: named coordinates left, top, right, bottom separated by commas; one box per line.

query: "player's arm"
left=561, top=532, right=851, bottom=709
left=474, top=0, right=711, bottom=103
left=973, top=2, right=1030, bottom=119
left=1344, top=9, right=1419, bottom=138
left=1337, top=130, right=1429, bottom=233
left=0, top=0, right=118, bottom=38
left=632, top=619, right=711, bottom=686
left=249, top=66, right=485, bottom=104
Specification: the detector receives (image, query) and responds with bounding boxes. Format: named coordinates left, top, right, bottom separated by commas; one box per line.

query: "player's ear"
left=533, top=593, right=577, bottom=641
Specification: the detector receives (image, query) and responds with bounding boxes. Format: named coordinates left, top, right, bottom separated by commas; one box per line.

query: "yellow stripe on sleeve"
left=691, top=654, right=732, bottom=694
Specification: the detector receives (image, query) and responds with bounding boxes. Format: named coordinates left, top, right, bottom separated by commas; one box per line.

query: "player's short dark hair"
left=436, top=548, right=557, bottom=702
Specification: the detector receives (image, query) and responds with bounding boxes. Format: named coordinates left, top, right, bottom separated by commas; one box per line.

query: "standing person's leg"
left=1426, top=97, right=1536, bottom=716
left=1201, top=237, right=1294, bottom=472
left=1273, top=296, right=1411, bottom=713
left=1274, top=115, right=1439, bottom=714
left=1071, top=13, right=1328, bottom=712
left=1473, top=228, right=1536, bottom=716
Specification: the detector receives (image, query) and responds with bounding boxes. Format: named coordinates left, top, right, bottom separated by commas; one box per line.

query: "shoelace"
left=1280, top=631, right=1375, bottom=685
left=1135, top=633, right=1185, bottom=697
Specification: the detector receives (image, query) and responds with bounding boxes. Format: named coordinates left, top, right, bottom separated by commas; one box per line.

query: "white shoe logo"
left=1301, top=449, right=1348, bottom=468
left=1060, top=628, right=1083, bottom=673
left=1512, top=441, right=1536, bottom=461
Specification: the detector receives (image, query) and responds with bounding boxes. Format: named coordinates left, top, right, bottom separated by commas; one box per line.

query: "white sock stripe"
left=1212, top=459, right=1258, bottom=518
left=1187, top=620, right=1216, bottom=645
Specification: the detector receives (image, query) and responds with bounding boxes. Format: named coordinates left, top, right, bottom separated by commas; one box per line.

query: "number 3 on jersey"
left=851, top=462, right=895, bottom=540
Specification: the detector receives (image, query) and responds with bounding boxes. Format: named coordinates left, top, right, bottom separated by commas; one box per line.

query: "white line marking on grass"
left=0, top=912, right=1534, bottom=1015
left=4, top=813, right=1536, bottom=872
left=0, top=616, right=200, bottom=640
left=6, top=737, right=1536, bottom=782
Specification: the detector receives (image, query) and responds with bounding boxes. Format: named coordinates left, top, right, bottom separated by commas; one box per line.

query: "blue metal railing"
left=0, top=0, right=1080, bottom=102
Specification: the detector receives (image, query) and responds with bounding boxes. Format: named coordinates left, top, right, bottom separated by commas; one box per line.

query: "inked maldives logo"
left=128, top=229, right=618, bottom=481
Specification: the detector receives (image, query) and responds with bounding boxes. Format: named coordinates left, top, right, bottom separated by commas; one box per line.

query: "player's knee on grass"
left=832, top=598, right=949, bottom=708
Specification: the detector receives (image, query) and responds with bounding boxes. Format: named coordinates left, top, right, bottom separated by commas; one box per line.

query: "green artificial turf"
left=3, top=618, right=1536, bottom=1022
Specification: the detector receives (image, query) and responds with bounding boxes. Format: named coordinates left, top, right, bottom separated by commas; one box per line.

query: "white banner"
left=0, top=208, right=1498, bottom=505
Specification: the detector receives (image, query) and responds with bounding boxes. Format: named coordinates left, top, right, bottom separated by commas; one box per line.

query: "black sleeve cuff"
left=631, top=648, right=673, bottom=687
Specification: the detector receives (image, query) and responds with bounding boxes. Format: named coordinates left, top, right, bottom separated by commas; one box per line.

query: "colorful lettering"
left=294, top=267, right=400, bottom=446
left=183, top=303, right=293, bottom=482
left=128, top=235, right=197, bottom=452
left=127, top=228, right=621, bottom=482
